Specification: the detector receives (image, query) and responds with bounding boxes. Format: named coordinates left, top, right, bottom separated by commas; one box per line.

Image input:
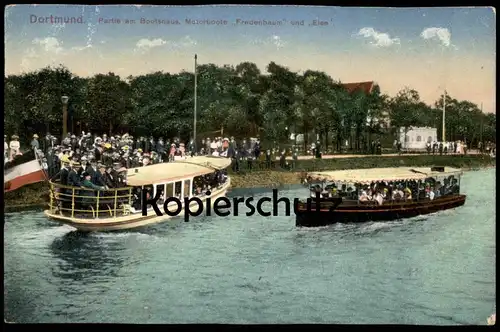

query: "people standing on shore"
left=4, top=135, right=9, bottom=164
left=8, top=135, right=21, bottom=161
left=30, top=134, right=40, bottom=151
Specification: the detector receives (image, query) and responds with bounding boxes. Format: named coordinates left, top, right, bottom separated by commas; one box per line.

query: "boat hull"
left=295, top=194, right=466, bottom=227
left=44, top=179, right=231, bottom=232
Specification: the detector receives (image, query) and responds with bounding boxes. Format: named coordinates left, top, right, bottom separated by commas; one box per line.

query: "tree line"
left=4, top=63, right=496, bottom=151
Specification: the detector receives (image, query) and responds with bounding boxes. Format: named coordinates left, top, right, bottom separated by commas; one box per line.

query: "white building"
left=399, top=127, right=438, bottom=150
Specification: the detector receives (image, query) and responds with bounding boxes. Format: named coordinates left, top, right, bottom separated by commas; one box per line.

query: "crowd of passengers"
left=57, top=167, right=229, bottom=215
left=55, top=160, right=129, bottom=211
left=130, top=170, right=228, bottom=211
left=309, top=176, right=460, bottom=205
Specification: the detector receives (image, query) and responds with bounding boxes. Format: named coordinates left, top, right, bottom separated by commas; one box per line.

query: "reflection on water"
left=4, top=169, right=496, bottom=324
left=50, top=231, right=125, bottom=281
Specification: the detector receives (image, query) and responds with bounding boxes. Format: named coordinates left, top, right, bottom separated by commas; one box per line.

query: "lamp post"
left=61, top=96, right=69, bottom=138
left=193, top=54, right=198, bottom=154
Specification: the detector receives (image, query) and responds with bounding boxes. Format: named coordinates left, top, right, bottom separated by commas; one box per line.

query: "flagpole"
left=194, top=54, right=198, bottom=153
left=442, top=90, right=446, bottom=142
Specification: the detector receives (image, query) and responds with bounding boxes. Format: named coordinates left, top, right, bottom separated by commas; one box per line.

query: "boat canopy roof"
left=127, top=156, right=231, bottom=186
left=307, top=167, right=463, bottom=184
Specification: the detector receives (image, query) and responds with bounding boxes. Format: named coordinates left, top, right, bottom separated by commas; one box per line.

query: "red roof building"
left=341, top=81, right=375, bottom=94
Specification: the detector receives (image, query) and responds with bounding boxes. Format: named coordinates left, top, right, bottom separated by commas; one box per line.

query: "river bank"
left=4, top=154, right=495, bottom=211
left=229, top=154, right=496, bottom=188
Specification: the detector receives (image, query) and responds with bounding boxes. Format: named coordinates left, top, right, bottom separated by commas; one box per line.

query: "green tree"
left=389, top=87, right=427, bottom=148
left=84, top=72, right=132, bottom=135
left=4, top=63, right=495, bottom=152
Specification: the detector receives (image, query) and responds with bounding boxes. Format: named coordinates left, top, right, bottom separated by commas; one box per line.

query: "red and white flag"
left=4, top=151, right=47, bottom=192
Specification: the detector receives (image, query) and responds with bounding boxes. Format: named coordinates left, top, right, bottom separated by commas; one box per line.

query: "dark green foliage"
left=4, top=64, right=495, bottom=149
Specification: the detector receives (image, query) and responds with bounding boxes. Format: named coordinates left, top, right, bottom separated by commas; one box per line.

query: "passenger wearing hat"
left=187, top=138, right=195, bottom=157
left=169, top=144, right=176, bottom=162
left=62, top=133, right=71, bottom=147
left=179, top=143, right=186, bottom=157
left=139, top=136, right=146, bottom=152
left=403, top=187, right=412, bottom=200
left=93, top=163, right=107, bottom=188
left=59, top=149, right=70, bottom=169
left=130, top=153, right=140, bottom=167
left=59, top=161, right=71, bottom=186
left=94, top=136, right=102, bottom=146
left=116, top=165, right=128, bottom=187
left=76, top=159, right=85, bottom=178
left=94, top=140, right=103, bottom=161
left=101, top=145, right=113, bottom=166
left=392, top=186, right=404, bottom=201
left=9, top=135, right=20, bottom=161
left=134, top=137, right=141, bottom=151
left=82, top=171, right=105, bottom=190
left=222, top=138, right=229, bottom=149
left=69, top=134, right=77, bottom=151
left=142, top=153, right=151, bottom=166
left=381, top=187, right=389, bottom=199
left=210, top=139, right=217, bottom=153
left=144, top=136, right=154, bottom=153
left=104, top=164, right=118, bottom=189
left=156, top=138, right=165, bottom=162
left=150, top=151, right=158, bottom=164
left=42, top=133, right=51, bottom=154
left=85, top=159, right=97, bottom=180
left=68, top=162, right=83, bottom=187
left=226, top=139, right=237, bottom=160
left=31, top=134, right=40, bottom=151
left=79, top=171, right=105, bottom=207
left=205, top=138, right=211, bottom=154
left=373, top=190, right=384, bottom=205
left=229, top=137, right=236, bottom=150
left=84, top=133, right=93, bottom=151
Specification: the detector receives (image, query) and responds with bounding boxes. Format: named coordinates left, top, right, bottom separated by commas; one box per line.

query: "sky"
left=4, top=5, right=496, bottom=113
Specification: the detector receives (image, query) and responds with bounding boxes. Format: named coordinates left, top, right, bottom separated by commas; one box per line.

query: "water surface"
left=4, top=169, right=496, bottom=324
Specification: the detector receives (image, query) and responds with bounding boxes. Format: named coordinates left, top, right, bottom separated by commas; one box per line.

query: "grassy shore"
left=4, top=154, right=495, bottom=211
left=229, top=154, right=496, bottom=188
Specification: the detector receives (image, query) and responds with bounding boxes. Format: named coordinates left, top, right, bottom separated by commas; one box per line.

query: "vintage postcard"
left=4, top=5, right=496, bottom=325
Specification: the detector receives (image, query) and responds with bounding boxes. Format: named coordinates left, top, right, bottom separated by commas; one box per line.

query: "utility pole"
left=442, top=90, right=446, bottom=142
left=194, top=54, right=198, bottom=153
left=480, top=102, right=483, bottom=147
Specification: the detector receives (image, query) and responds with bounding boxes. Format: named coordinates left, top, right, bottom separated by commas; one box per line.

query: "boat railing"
left=48, top=181, right=135, bottom=219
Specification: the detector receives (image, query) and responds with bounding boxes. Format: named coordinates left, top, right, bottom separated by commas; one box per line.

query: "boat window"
left=156, top=184, right=165, bottom=205
left=405, top=135, right=410, bottom=142
left=416, top=136, right=422, bottom=142
left=165, top=183, right=174, bottom=198
left=174, top=182, right=182, bottom=198
left=144, top=185, right=154, bottom=201
left=193, top=176, right=204, bottom=195
left=427, top=136, right=432, bottom=143
left=184, top=179, right=191, bottom=198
